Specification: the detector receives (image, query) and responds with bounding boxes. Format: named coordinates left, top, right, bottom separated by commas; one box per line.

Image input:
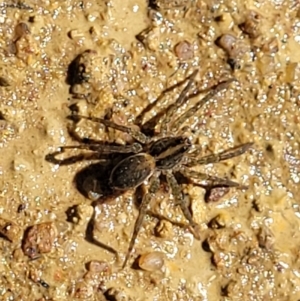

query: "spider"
left=46, top=70, right=252, bottom=268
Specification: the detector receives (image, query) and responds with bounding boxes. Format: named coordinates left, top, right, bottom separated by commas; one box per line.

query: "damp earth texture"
left=0, top=1, right=300, bottom=301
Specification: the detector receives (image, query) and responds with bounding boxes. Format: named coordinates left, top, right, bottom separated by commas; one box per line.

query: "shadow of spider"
left=46, top=69, right=253, bottom=268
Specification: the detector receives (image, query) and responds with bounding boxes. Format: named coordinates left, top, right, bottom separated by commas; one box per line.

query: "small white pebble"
left=133, top=4, right=139, bottom=12
left=138, top=252, right=164, bottom=272
left=87, top=14, right=97, bottom=22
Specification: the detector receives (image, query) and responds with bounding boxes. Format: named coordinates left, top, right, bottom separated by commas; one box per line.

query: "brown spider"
left=46, top=70, right=252, bottom=268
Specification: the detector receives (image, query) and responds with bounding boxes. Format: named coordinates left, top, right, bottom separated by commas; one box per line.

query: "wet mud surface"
left=0, top=1, right=300, bottom=300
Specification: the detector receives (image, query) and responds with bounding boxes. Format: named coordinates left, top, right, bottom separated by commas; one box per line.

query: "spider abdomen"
left=109, top=153, right=156, bottom=190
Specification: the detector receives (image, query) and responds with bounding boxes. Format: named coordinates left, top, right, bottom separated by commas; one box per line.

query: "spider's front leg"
left=122, top=171, right=161, bottom=269
left=165, top=171, right=201, bottom=240
left=187, top=142, right=253, bottom=166
left=68, top=115, right=150, bottom=144
left=45, top=143, right=142, bottom=165
left=45, top=151, right=101, bottom=165
left=160, top=69, right=198, bottom=133
left=180, top=167, right=245, bottom=188
left=172, top=78, right=236, bottom=132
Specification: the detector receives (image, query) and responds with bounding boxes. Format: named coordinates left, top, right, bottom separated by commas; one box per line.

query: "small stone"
left=0, top=217, right=22, bottom=242
left=174, top=41, right=194, bottom=60
left=22, top=222, right=58, bottom=258
left=138, top=251, right=164, bottom=272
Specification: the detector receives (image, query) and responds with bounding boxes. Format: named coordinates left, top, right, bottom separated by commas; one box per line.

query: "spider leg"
left=45, top=143, right=142, bottom=165
left=69, top=115, right=149, bottom=144
left=187, top=142, right=253, bottom=166
left=160, top=69, right=198, bottom=133
left=181, top=167, right=244, bottom=188
left=165, top=171, right=200, bottom=240
left=122, top=171, right=161, bottom=269
left=172, top=78, right=236, bottom=132
left=45, top=152, right=105, bottom=165
left=136, top=74, right=191, bottom=127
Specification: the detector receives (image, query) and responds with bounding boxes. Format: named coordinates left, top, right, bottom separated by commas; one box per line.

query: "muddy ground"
left=0, top=0, right=300, bottom=300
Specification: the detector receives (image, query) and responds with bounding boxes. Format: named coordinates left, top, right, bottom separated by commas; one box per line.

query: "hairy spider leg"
left=135, top=73, right=194, bottom=126
left=165, top=171, right=201, bottom=240
left=172, top=79, right=236, bottom=132
left=181, top=167, right=243, bottom=188
left=187, top=142, right=253, bottom=166
left=70, top=115, right=149, bottom=144
left=160, top=69, right=199, bottom=133
left=59, top=143, right=142, bottom=153
left=45, top=143, right=142, bottom=165
left=122, top=171, right=161, bottom=269
left=45, top=151, right=103, bottom=165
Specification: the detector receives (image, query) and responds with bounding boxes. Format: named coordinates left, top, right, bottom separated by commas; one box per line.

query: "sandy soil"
left=0, top=0, right=300, bottom=300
